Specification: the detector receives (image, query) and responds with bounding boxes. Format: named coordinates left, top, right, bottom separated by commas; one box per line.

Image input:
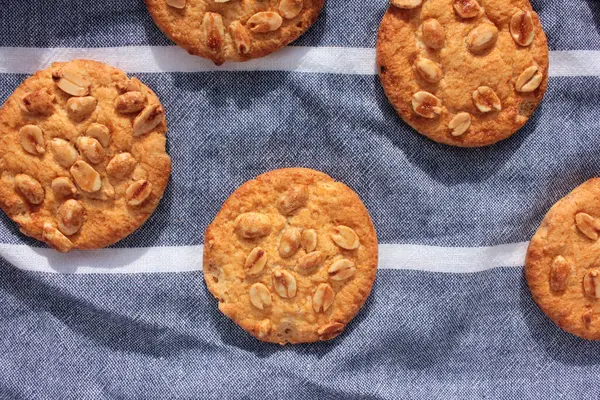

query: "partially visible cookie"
left=203, top=168, right=378, bottom=344
left=145, top=0, right=325, bottom=65
left=526, top=178, right=600, bottom=340
left=0, top=59, right=171, bottom=252
left=377, top=0, right=549, bottom=147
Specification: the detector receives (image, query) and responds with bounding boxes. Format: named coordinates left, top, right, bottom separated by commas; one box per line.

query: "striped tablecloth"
left=1, top=0, right=600, bottom=398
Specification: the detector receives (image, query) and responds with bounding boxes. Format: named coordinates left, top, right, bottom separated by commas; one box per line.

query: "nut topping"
left=276, top=318, right=296, bottom=337
left=106, top=152, right=137, bottom=179
left=312, top=283, right=334, bottom=313
left=51, top=177, right=77, bottom=198
left=115, top=91, right=147, bottom=113
left=19, top=125, right=45, bottom=155
left=448, top=112, right=471, bottom=137
left=85, top=123, right=111, bottom=147
left=414, top=57, right=443, bottom=83
left=56, top=69, right=89, bottom=87
left=412, top=91, right=442, bottom=118
left=466, top=24, right=498, bottom=53
left=52, top=68, right=91, bottom=97
left=549, top=256, right=571, bottom=293
left=229, top=21, right=252, bottom=55
left=14, top=174, right=44, bottom=205
left=57, top=199, right=85, bottom=236
left=453, top=0, right=481, bottom=18
left=272, top=270, right=297, bottom=298
left=234, top=212, right=271, bottom=239
left=297, top=251, right=323, bottom=273
left=55, top=79, right=88, bottom=97
left=421, top=19, right=445, bottom=49
left=583, top=269, right=600, bottom=299
left=245, top=247, right=268, bottom=276
left=50, top=138, right=78, bottom=168
left=20, top=89, right=55, bottom=115
left=317, top=322, right=344, bottom=340
left=301, top=228, right=317, bottom=252
left=331, top=225, right=360, bottom=250
left=249, top=283, right=272, bottom=310
left=472, top=86, right=501, bottom=113
left=279, top=0, right=303, bottom=19
left=278, top=227, right=301, bottom=258
left=99, top=178, right=115, bottom=200
left=166, top=0, right=186, bottom=8
left=85, top=178, right=115, bottom=201
left=328, top=259, right=356, bottom=281
left=202, top=12, right=225, bottom=53
left=510, top=10, right=535, bottom=47
left=66, top=96, right=97, bottom=121
left=133, top=104, right=164, bottom=137
left=391, top=0, right=422, bottom=9
left=43, top=222, right=73, bottom=253
left=247, top=12, right=283, bottom=33
left=575, top=212, right=600, bottom=240
left=515, top=66, right=543, bottom=92
left=278, top=185, right=308, bottom=215
left=116, top=78, right=142, bottom=93
left=256, top=319, right=272, bottom=338
left=70, top=160, right=102, bottom=193
left=126, top=180, right=152, bottom=206
left=76, top=137, right=105, bottom=164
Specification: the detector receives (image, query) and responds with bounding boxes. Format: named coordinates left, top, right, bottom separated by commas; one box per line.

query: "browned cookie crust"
left=526, top=178, right=600, bottom=340
left=377, top=0, right=549, bottom=147
left=203, top=168, right=378, bottom=344
left=0, top=60, right=171, bottom=252
left=145, top=0, right=325, bottom=65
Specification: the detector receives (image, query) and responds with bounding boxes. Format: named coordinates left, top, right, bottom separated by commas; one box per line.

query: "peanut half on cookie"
left=377, top=0, right=549, bottom=147
left=145, top=0, right=325, bottom=65
left=203, top=168, right=378, bottom=344
left=0, top=60, right=171, bottom=252
left=526, top=178, right=600, bottom=341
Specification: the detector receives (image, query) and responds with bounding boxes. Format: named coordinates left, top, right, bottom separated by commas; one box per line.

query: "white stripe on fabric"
left=377, top=242, right=529, bottom=273
left=0, top=46, right=377, bottom=75
left=0, top=242, right=529, bottom=274
left=1, top=46, right=600, bottom=76
left=0, top=244, right=203, bottom=274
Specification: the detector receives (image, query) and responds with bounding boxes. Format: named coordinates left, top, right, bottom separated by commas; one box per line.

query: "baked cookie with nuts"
left=145, top=0, right=325, bottom=65
left=203, top=168, right=378, bottom=344
left=0, top=59, right=171, bottom=252
left=525, top=178, right=600, bottom=340
left=377, top=0, right=549, bottom=147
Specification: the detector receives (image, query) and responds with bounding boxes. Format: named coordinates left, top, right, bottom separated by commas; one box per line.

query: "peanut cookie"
left=0, top=60, right=171, bottom=252
left=526, top=178, right=600, bottom=340
left=145, top=0, right=325, bottom=65
left=377, top=0, right=549, bottom=147
left=203, top=168, right=378, bottom=344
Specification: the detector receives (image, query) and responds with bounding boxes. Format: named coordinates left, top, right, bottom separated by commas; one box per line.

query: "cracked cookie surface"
left=526, top=178, right=600, bottom=340
left=377, top=0, right=549, bottom=147
left=145, top=0, right=325, bottom=65
left=0, top=59, right=171, bottom=252
left=203, top=168, right=378, bottom=344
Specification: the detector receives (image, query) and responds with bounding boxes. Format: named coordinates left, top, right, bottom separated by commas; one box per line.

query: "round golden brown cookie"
left=0, top=59, right=171, bottom=252
left=203, top=168, right=378, bottom=344
left=525, top=178, right=600, bottom=340
left=144, top=0, right=325, bottom=65
left=376, top=0, right=549, bottom=147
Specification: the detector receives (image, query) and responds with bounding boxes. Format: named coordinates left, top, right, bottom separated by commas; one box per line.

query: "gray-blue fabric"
left=0, top=0, right=600, bottom=398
